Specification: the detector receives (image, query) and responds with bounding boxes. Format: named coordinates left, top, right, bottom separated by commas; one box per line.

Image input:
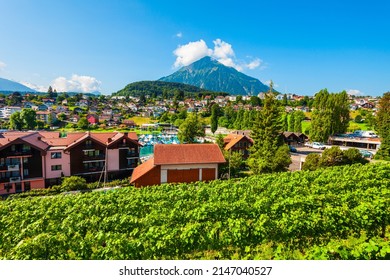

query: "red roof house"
left=130, top=144, right=226, bottom=187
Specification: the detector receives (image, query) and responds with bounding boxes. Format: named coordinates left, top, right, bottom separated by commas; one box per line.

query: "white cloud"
left=176, top=32, right=183, bottom=38
left=347, top=89, right=363, bottom=96
left=0, top=60, right=6, bottom=71
left=173, top=39, right=212, bottom=68
left=20, top=81, right=47, bottom=92
left=52, top=74, right=102, bottom=93
left=246, top=58, right=262, bottom=69
left=173, top=39, right=262, bottom=72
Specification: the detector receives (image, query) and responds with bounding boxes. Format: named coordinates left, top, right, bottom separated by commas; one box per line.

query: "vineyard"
left=0, top=163, right=390, bottom=259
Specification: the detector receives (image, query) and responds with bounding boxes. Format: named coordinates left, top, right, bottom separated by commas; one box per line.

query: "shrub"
left=60, top=176, right=87, bottom=192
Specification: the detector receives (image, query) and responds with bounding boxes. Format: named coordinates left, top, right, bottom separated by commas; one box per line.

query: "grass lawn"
left=129, top=116, right=157, bottom=126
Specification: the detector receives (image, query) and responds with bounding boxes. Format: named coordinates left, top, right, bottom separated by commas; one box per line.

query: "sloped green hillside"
left=1, top=163, right=390, bottom=260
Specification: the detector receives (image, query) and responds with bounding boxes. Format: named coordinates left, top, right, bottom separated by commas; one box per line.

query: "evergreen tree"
left=288, top=111, right=295, bottom=132
left=293, top=110, right=305, bottom=133
left=210, top=103, right=219, bottom=134
left=248, top=84, right=291, bottom=174
left=282, top=113, right=288, bottom=132
left=375, top=92, right=390, bottom=160
left=233, top=109, right=244, bottom=129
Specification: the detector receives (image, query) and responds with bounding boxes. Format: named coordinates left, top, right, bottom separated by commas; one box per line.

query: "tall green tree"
left=216, top=133, right=225, bottom=150
left=178, top=113, right=205, bottom=143
left=282, top=113, right=288, bottom=132
left=77, top=117, right=89, bottom=130
left=9, top=111, right=23, bottom=130
left=210, top=103, right=219, bottom=134
left=20, top=108, right=37, bottom=130
left=310, top=89, right=350, bottom=142
left=288, top=111, right=295, bottom=132
left=293, top=110, right=305, bottom=133
left=248, top=85, right=291, bottom=174
left=375, top=92, right=390, bottom=160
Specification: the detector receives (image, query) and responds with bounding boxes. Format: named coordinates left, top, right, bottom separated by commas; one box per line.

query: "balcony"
left=10, top=177, right=21, bottom=183
left=82, top=154, right=106, bottom=162
left=8, top=164, right=19, bottom=171
left=4, top=150, right=32, bottom=158
left=126, top=152, right=139, bottom=158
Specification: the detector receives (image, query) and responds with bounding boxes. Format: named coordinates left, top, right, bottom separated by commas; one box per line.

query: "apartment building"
left=0, top=131, right=141, bottom=195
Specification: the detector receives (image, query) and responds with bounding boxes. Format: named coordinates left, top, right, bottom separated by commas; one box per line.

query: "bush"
left=60, top=176, right=87, bottom=192
left=343, top=148, right=368, bottom=164
left=302, top=153, right=321, bottom=171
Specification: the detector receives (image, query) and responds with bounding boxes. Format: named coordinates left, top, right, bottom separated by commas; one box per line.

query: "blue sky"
left=1, top=0, right=389, bottom=96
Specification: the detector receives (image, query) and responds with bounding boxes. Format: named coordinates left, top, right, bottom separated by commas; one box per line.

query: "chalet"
left=281, top=132, right=308, bottom=146
left=130, top=144, right=225, bottom=188
left=223, top=133, right=253, bottom=159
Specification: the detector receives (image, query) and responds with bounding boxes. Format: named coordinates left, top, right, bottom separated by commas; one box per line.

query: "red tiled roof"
left=41, top=133, right=85, bottom=147
left=224, top=134, right=253, bottom=151
left=154, top=144, right=226, bottom=165
left=130, top=158, right=157, bottom=183
left=0, top=132, right=49, bottom=151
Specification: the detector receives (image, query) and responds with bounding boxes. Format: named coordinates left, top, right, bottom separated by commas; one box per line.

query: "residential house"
left=281, top=132, right=308, bottom=146
left=223, top=133, right=253, bottom=159
left=36, top=111, right=56, bottom=124
left=37, top=104, right=49, bottom=111
left=130, top=144, right=225, bottom=188
left=86, top=114, right=99, bottom=125
left=122, top=119, right=137, bottom=128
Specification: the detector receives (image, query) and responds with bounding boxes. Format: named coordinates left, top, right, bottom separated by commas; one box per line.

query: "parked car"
left=304, top=142, right=313, bottom=148
left=312, top=142, right=326, bottom=150
left=288, top=145, right=297, bottom=152
left=359, top=150, right=373, bottom=158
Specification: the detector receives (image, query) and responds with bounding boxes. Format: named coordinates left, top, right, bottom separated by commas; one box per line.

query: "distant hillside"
left=113, top=80, right=226, bottom=98
left=159, top=56, right=270, bottom=95
left=0, top=77, right=36, bottom=93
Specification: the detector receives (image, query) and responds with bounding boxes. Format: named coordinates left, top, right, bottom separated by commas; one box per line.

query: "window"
left=51, top=165, right=62, bottom=171
left=22, top=144, right=30, bottom=152
left=23, top=169, right=29, bottom=176
left=86, top=140, right=92, bottom=146
left=24, top=182, right=30, bottom=192
left=51, top=152, right=62, bottom=159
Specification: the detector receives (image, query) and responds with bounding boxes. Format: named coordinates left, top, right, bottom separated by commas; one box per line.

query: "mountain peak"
left=159, top=57, right=269, bottom=95
left=0, top=77, right=37, bottom=93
